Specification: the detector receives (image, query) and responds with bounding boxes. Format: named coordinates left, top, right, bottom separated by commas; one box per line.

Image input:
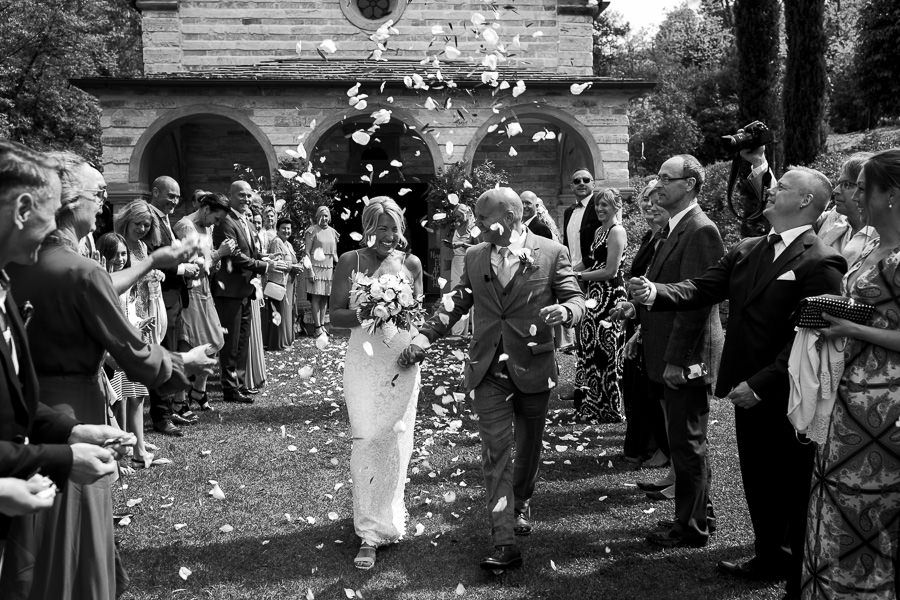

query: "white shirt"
left=566, top=198, right=589, bottom=268
left=666, top=200, right=697, bottom=234
left=768, top=224, right=812, bottom=261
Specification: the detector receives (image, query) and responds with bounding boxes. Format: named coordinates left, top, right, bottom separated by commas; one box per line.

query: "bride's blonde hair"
left=361, top=196, right=407, bottom=249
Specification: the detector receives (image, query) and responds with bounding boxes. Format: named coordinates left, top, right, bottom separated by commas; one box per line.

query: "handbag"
left=263, top=281, right=286, bottom=301
left=792, top=294, right=875, bottom=329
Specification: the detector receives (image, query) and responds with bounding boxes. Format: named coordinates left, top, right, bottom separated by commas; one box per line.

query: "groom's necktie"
left=496, top=247, right=515, bottom=287
left=753, top=233, right=782, bottom=282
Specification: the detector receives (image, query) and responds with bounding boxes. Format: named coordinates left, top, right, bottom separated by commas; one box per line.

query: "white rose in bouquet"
left=388, top=302, right=402, bottom=316
left=382, top=287, right=396, bottom=301
left=398, top=291, right=415, bottom=307
left=372, top=304, right=391, bottom=320
left=369, top=283, right=384, bottom=299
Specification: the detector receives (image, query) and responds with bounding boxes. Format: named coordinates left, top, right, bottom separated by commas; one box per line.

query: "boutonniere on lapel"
left=19, top=301, right=34, bottom=329
left=512, top=248, right=539, bottom=274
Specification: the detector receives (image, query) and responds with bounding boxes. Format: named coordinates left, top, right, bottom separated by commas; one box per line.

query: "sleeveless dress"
left=801, top=248, right=900, bottom=599
left=174, top=215, right=225, bottom=351
left=343, top=251, right=421, bottom=546
left=305, top=225, right=339, bottom=296
left=574, top=225, right=627, bottom=423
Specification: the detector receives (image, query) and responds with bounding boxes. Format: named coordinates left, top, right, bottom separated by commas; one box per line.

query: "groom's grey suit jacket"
left=418, top=230, right=585, bottom=393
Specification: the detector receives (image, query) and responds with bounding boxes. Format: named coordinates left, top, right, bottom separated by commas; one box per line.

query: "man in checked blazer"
left=629, top=155, right=726, bottom=550
left=401, top=188, right=584, bottom=571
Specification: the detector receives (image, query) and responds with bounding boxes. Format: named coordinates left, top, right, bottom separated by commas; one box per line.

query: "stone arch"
left=304, top=105, right=444, bottom=175
left=462, top=103, right=604, bottom=181
left=129, top=104, right=277, bottom=186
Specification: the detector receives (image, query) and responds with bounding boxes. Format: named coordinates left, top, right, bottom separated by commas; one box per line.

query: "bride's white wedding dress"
left=343, top=255, right=420, bottom=546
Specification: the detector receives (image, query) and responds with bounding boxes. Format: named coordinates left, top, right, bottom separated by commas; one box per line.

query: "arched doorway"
left=133, top=110, right=273, bottom=219
left=310, top=111, right=439, bottom=288
left=466, top=106, right=603, bottom=226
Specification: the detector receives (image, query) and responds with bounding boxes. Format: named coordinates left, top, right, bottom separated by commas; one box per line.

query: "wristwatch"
left=561, top=305, right=573, bottom=326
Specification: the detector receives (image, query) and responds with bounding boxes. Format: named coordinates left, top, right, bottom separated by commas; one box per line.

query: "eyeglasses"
left=80, top=188, right=108, bottom=203
left=572, top=178, right=593, bottom=184
left=657, top=175, right=690, bottom=185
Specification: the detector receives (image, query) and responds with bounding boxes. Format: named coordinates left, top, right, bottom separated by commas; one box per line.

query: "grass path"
left=116, top=335, right=783, bottom=600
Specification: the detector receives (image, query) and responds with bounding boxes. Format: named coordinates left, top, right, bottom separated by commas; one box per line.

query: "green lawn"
left=116, top=335, right=783, bottom=600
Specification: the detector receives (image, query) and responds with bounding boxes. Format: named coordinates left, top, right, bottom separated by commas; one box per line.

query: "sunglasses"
left=572, top=177, right=593, bottom=184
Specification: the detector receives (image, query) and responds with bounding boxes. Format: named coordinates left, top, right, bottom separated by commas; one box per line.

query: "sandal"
left=131, top=453, right=154, bottom=470
left=189, top=387, right=215, bottom=412
left=354, top=542, right=376, bottom=570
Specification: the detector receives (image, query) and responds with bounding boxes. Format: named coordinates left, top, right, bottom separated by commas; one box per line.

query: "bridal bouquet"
left=350, top=272, right=425, bottom=339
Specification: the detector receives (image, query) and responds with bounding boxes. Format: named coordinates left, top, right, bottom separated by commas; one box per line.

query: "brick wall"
left=141, top=0, right=594, bottom=75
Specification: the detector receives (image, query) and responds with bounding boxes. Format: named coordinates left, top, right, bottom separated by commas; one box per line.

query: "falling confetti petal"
left=179, top=567, right=192, bottom=580
left=351, top=131, right=371, bottom=145
left=318, top=39, right=337, bottom=54
left=295, top=41, right=302, bottom=54
left=550, top=559, right=558, bottom=571
left=315, top=332, right=330, bottom=350
left=287, top=445, right=297, bottom=452
left=219, top=524, right=234, bottom=533
left=444, top=45, right=461, bottom=59
left=570, top=82, right=593, bottom=95
left=512, top=80, right=526, bottom=97
left=118, top=516, right=131, bottom=527
left=349, top=232, right=363, bottom=241
left=443, top=490, right=457, bottom=503
left=398, top=188, right=412, bottom=196
left=455, top=583, right=466, bottom=595
left=328, top=512, right=339, bottom=521
left=126, top=498, right=142, bottom=508
left=298, top=365, right=314, bottom=379
left=174, top=523, right=187, bottom=531
left=414, top=523, right=426, bottom=536
left=506, top=122, right=523, bottom=137
left=508, top=146, right=518, bottom=157
left=208, top=482, right=225, bottom=500
left=344, top=590, right=355, bottom=599
left=529, top=324, right=538, bottom=336
left=492, top=496, right=508, bottom=512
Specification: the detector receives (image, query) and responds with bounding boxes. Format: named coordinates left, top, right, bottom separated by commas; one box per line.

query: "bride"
left=329, top=196, right=424, bottom=570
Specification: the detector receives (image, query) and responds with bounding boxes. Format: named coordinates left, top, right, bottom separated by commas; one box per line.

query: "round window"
left=340, top=0, right=406, bottom=30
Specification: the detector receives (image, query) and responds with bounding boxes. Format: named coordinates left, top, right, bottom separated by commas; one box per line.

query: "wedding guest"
left=244, top=205, right=267, bottom=392
left=447, top=204, right=475, bottom=337
left=174, top=192, right=234, bottom=410
left=329, top=197, right=423, bottom=570
left=4, top=151, right=215, bottom=600
left=817, top=152, right=878, bottom=268
left=264, top=218, right=303, bottom=350
left=0, top=141, right=122, bottom=572
left=304, top=206, right=339, bottom=337
left=803, top=148, right=900, bottom=599
left=211, top=181, right=282, bottom=404
left=533, top=197, right=562, bottom=242
left=400, top=188, right=584, bottom=570
left=259, top=205, right=278, bottom=250
left=97, top=232, right=154, bottom=469
left=572, top=188, right=627, bottom=424
left=521, top=191, right=553, bottom=239
left=622, top=182, right=670, bottom=468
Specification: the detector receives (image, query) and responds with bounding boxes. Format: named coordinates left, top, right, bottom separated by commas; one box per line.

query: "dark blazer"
left=212, top=209, right=269, bottom=299
left=628, top=228, right=656, bottom=278
left=652, top=229, right=846, bottom=402
left=0, top=283, right=77, bottom=537
left=148, top=203, right=189, bottom=307
left=526, top=218, right=553, bottom=240
left=562, top=198, right=600, bottom=268
left=418, top=231, right=585, bottom=392
left=638, top=205, right=725, bottom=385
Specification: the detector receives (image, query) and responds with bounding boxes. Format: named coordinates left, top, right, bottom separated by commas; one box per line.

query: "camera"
left=722, top=120, right=774, bottom=151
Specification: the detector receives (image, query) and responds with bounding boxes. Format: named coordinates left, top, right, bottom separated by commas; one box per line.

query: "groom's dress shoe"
left=514, top=511, right=532, bottom=536
left=717, top=558, right=787, bottom=581
left=479, top=545, right=522, bottom=570
left=223, top=389, right=254, bottom=404
left=656, top=519, right=717, bottom=534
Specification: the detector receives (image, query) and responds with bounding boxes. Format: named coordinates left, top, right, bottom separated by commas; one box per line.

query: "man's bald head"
left=229, top=180, right=254, bottom=212
left=479, top=187, right=523, bottom=222
left=787, top=166, right=832, bottom=215
left=520, top=191, right=538, bottom=220
left=474, top=187, right=523, bottom=246
left=150, top=175, right=181, bottom=214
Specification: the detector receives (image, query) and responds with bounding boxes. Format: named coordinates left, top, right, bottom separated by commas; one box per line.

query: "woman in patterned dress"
left=803, top=148, right=900, bottom=599
left=304, top=206, right=340, bottom=338
left=265, top=217, right=304, bottom=350
left=573, top=188, right=628, bottom=423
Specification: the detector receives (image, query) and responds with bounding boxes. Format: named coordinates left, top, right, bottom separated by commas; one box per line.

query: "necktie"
left=497, top=247, right=515, bottom=287
left=763, top=233, right=782, bottom=263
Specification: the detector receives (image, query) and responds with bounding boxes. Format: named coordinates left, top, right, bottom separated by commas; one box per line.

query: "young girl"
left=98, top=232, right=155, bottom=469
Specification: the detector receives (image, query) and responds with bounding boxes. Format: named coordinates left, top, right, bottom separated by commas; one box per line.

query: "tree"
left=592, top=10, right=631, bottom=77
left=732, top=0, right=780, bottom=130
left=783, top=0, right=827, bottom=165
left=854, top=0, right=900, bottom=127
left=0, top=0, right=142, bottom=161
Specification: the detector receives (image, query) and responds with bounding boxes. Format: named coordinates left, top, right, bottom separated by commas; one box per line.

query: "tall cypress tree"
left=854, top=0, right=900, bottom=127
left=732, top=0, right=780, bottom=129
left=783, top=0, right=827, bottom=165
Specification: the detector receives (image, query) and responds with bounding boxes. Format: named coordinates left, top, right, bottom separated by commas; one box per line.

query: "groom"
left=400, top=188, right=584, bottom=570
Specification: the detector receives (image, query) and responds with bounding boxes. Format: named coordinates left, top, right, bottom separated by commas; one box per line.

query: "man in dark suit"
left=627, top=166, right=846, bottom=599
left=212, top=180, right=281, bottom=403
left=400, top=188, right=584, bottom=570
left=562, top=169, right=600, bottom=271
left=146, top=175, right=201, bottom=435
left=0, top=141, right=121, bottom=537
left=520, top=191, right=553, bottom=239
left=629, top=155, right=726, bottom=548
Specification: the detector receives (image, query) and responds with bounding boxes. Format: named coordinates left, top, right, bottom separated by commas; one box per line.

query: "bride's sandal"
left=354, top=543, right=376, bottom=570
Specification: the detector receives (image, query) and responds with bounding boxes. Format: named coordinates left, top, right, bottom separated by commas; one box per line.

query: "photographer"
left=724, top=122, right=777, bottom=237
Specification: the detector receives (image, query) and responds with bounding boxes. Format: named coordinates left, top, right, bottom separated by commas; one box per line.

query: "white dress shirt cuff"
left=177, top=264, right=186, bottom=276
left=411, top=334, right=431, bottom=350
left=645, top=282, right=658, bottom=306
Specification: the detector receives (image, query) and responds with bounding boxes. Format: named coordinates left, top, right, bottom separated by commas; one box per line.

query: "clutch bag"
left=263, top=281, right=286, bottom=301
left=792, top=294, right=875, bottom=329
